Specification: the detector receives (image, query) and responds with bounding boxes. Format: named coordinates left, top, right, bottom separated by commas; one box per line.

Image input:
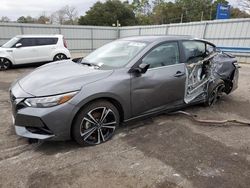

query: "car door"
left=12, top=38, right=38, bottom=64
left=35, top=38, right=58, bottom=62
left=181, top=40, right=209, bottom=103
left=131, top=41, right=186, bottom=116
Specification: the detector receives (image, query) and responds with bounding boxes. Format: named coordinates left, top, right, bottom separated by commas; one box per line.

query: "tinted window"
left=182, top=41, right=206, bottom=63
left=36, top=38, right=58, bottom=46
left=142, top=42, right=179, bottom=69
left=18, top=38, right=36, bottom=47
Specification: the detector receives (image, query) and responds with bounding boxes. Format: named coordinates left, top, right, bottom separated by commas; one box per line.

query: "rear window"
left=36, top=38, right=58, bottom=46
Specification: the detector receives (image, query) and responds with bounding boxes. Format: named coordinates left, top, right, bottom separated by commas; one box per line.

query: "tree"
left=131, top=0, right=153, bottom=25
left=17, top=16, right=35, bottom=23
left=238, top=0, right=250, bottom=12
left=37, top=12, right=50, bottom=24
left=51, top=9, right=66, bottom=24
left=152, top=1, right=182, bottom=24
left=50, top=5, right=78, bottom=25
left=78, top=0, right=136, bottom=26
left=132, top=0, right=151, bottom=15
left=176, top=0, right=212, bottom=22
left=0, top=16, right=10, bottom=22
left=231, top=7, right=250, bottom=18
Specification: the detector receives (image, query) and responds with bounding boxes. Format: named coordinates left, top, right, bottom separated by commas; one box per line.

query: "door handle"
left=174, top=71, right=185, bottom=77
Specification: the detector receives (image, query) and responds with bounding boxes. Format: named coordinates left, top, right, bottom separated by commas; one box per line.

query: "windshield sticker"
left=97, top=62, right=104, bottom=67
left=128, top=42, right=146, bottom=47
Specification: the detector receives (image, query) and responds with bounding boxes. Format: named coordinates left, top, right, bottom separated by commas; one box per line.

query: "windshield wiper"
left=81, top=61, right=100, bottom=68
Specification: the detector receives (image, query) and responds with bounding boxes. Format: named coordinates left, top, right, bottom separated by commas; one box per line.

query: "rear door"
left=131, top=41, right=186, bottom=116
left=35, top=38, right=58, bottom=62
left=12, top=38, right=38, bottom=64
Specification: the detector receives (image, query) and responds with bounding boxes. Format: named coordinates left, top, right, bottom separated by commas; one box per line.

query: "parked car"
left=10, top=35, right=239, bottom=146
left=0, top=34, right=71, bottom=70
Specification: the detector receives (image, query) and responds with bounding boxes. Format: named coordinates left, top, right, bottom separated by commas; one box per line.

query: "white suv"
left=0, top=34, right=71, bottom=70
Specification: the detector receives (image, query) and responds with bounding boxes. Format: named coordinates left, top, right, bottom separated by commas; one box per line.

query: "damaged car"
left=10, top=35, right=239, bottom=146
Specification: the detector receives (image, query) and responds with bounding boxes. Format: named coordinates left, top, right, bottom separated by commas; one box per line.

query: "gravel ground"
left=0, top=64, right=250, bottom=188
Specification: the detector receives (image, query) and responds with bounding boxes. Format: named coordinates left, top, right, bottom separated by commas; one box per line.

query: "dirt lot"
left=0, top=65, right=250, bottom=188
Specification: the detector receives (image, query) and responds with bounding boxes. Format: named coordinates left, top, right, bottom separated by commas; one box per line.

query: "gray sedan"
left=10, top=35, right=239, bottom=146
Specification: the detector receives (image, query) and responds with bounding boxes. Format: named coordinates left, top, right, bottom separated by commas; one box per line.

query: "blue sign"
left=216, top=3, right=230, bottom=19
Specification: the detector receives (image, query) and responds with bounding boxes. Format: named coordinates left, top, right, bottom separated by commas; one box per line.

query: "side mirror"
left=131, top=63, right=150, bottom=74
left=15, top=43, right=22, bottom=48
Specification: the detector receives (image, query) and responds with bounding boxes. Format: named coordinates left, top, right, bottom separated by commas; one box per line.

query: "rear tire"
left=72, top=100, right=120, bottom=146
left=53, top=54, right=67, bottom=61
left=0, top=57, right=12, bottom=71
left=204, top=79, right=225, bottom=107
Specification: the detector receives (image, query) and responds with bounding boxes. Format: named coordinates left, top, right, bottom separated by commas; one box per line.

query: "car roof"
left=15, top=34, right=63, bottom=38
left=120, top=35, right=193, bottom=43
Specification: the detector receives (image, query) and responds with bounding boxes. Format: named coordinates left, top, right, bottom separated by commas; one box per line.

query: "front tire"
left=72, top=100, right=120, bottom=146
left=53, top=54, right=67, bottom=61
left=0, top=57, right=12, bottom=71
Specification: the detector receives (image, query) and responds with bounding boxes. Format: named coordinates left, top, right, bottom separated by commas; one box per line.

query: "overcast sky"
left=1, top=0, right=239, bottom=21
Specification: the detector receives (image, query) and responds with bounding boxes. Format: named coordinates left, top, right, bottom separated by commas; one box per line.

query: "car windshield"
left=82, top=40, right=147, bottom=69
left=1, top=37, right=20, bottom=48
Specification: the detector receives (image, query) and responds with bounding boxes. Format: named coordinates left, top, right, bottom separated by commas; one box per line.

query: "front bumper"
left=10, top=83, right=79, bottom=141
left=15, top=126, right=54, bottom=139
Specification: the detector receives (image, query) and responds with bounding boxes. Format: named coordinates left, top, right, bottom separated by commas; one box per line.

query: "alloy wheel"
left=80, top=107, right=117, bottom=145
left=54, top=54, right=66, bottom=61
left=0, top=58, right=11, bottom=71
left=208, top=87, right=218, bottom=106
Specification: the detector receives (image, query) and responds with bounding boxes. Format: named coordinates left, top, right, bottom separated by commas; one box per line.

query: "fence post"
left=117, top=27, right=120, bottom=39
left=202, top=22, right=208, bottom=39
left=58, top=26, right=62, bottom=34
left=165, top=25, right=169, bottom=35
left=91, top=28, right=94, bottom=51
left=20, top=25, right=24, bottom=35
left=139, top=27, right=141, bottom=36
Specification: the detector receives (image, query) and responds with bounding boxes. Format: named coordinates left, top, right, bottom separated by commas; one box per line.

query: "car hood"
left=18, top=60, right=113, bottom=96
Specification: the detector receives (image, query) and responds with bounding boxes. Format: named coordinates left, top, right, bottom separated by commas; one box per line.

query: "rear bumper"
left=231, top=67, right=239, bottom=92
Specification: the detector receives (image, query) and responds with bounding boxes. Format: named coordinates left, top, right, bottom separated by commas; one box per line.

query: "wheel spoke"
left=101, top=125, right=116, bottom=130
left=81, top=117, right=96, bottom=125
left=81, top=126, right=96, bottom=137
left=102, top=121, right=116, bottom=126
left=100, top=107, right=107, bottom=123
left=87, top=111, right=99, bottom=124
left=100, top=129, right=105, bottom=142
left=97, top=129, right=101, bottom=144
left=100, top=109, right=112, bottom=124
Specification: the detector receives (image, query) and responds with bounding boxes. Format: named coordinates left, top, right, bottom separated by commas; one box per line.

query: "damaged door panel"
left=181, top=40, right=238, bottom=104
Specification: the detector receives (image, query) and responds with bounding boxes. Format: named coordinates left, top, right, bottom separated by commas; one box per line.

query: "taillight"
left=63, top=37, right=67, bottom=48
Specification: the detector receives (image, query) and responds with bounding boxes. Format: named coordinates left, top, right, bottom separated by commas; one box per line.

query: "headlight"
left=24, top=91, right=78, bottom=108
